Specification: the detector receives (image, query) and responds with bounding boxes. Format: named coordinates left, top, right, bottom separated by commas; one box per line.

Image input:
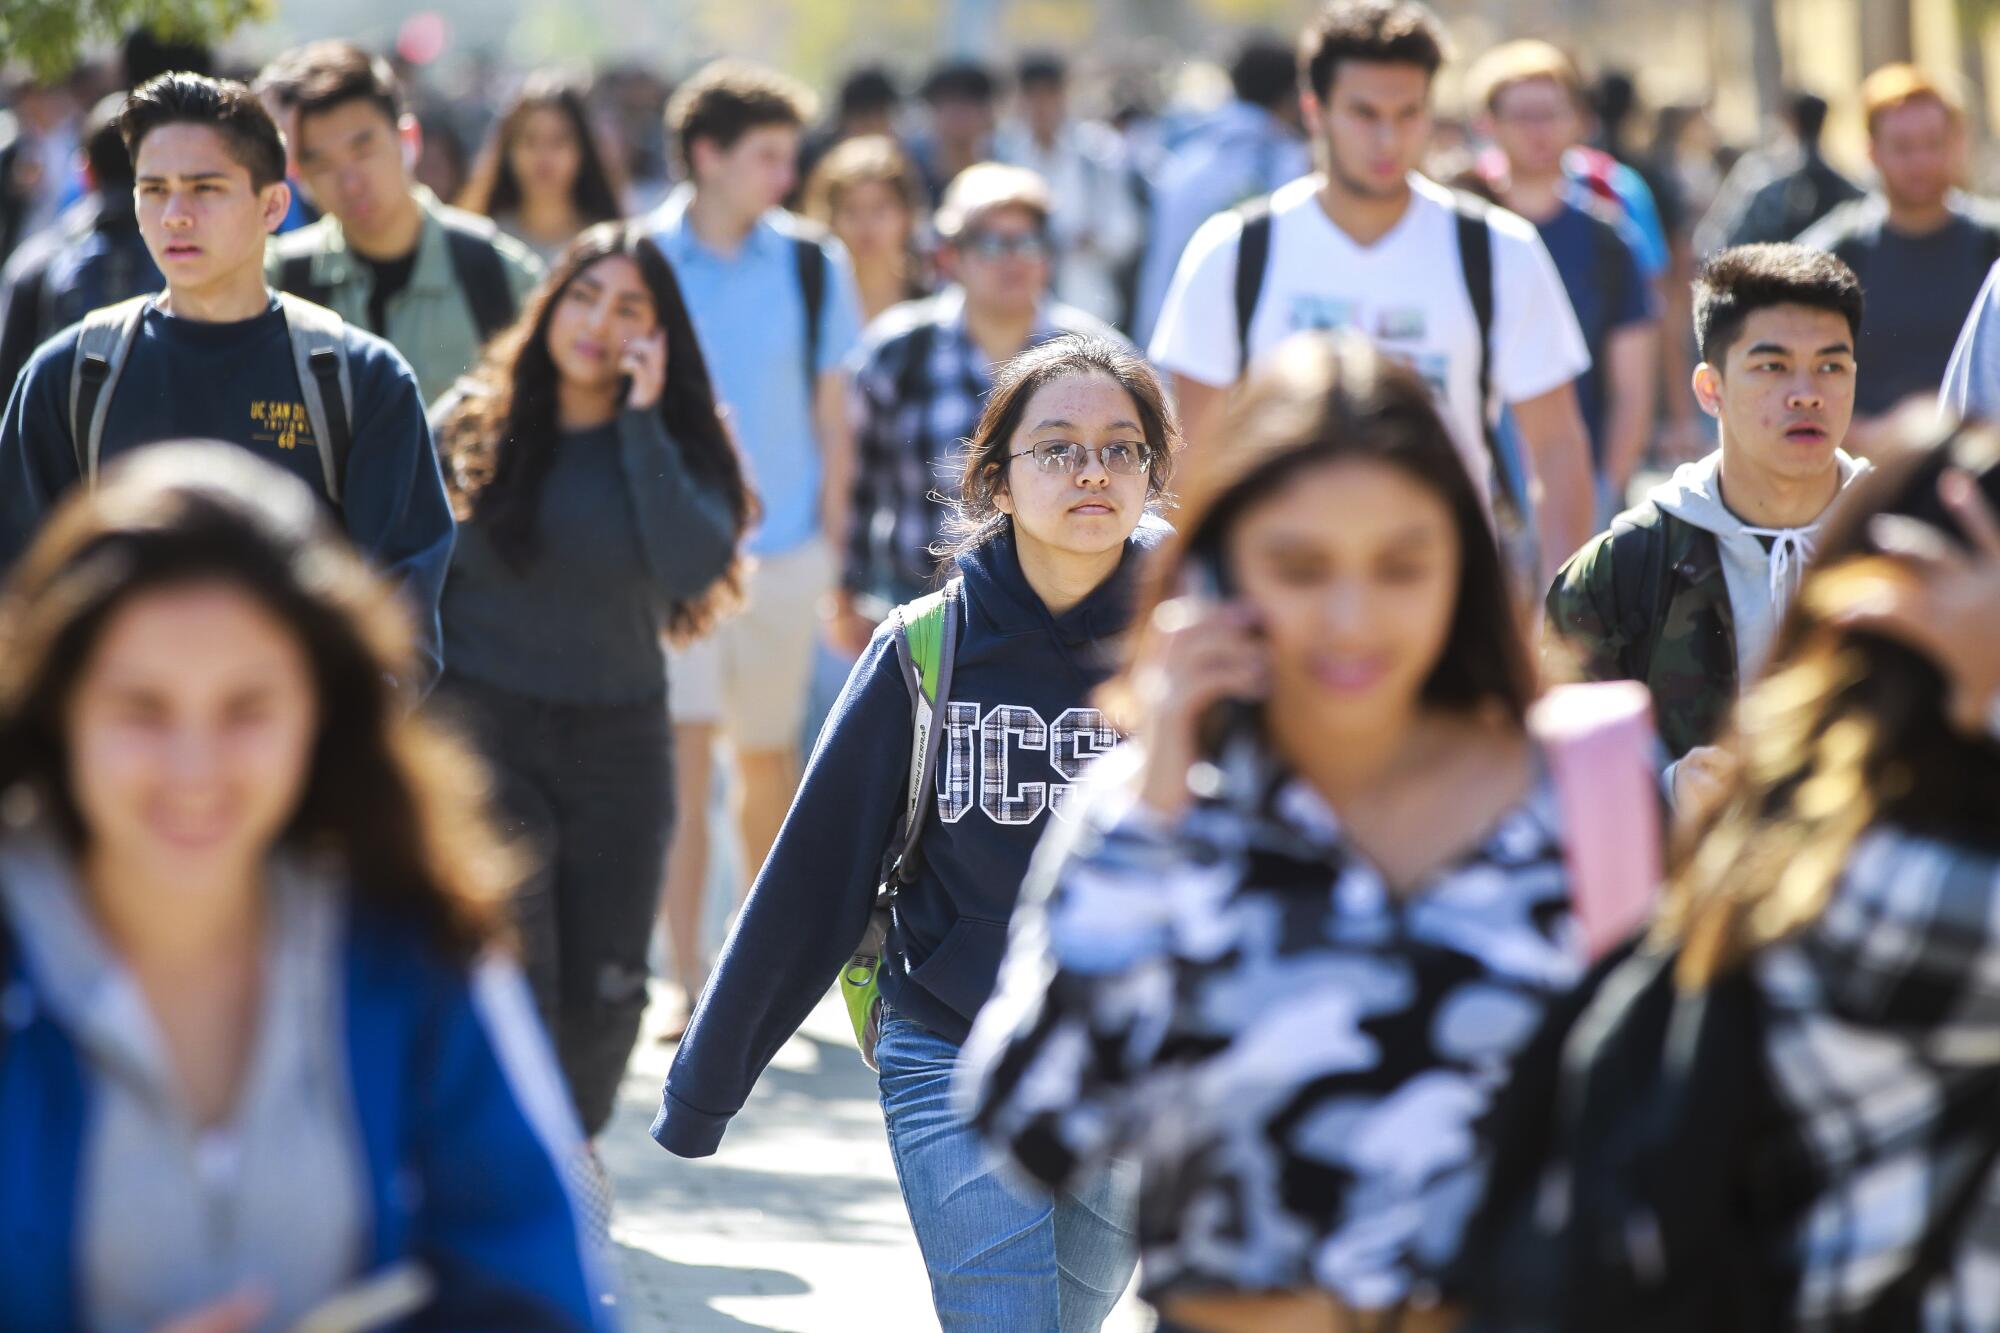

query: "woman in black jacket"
left=431, top=220, right=752, bottom=1140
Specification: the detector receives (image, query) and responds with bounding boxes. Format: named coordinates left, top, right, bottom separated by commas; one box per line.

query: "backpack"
left=1233, top=189, right=1525, bottom=537
left=839, top=578, right=961, bottom=1071
left=278, top=211, right=519, bottom=347
left=67, top=292, right=355, bottom=505
left=791, top=228, right=828, bottom=400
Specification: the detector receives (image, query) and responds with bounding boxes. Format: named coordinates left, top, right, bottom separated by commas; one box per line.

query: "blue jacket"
left=0, top=296, right=454, bottom=683
left=0, top=904, right=612, bottom=1331
left=653, top=519, right=1162, bottom=1157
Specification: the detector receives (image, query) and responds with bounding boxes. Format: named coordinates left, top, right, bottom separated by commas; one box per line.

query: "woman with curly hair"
left=431, top=219, right=751, bottom=1139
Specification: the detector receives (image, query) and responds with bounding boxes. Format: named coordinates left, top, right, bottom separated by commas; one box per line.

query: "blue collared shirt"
left=649, top=186, right=863, bottom=556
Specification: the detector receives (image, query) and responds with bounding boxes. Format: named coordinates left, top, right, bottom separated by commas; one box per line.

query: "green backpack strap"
left=886, top=577, right=962, bottom=885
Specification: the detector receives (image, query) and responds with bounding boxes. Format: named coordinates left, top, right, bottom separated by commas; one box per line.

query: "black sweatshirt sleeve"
left=0, top=335, right=81, bottom=574
left=614, top=407, right=739, bottom=611
left=651, top=623, right=912, bottom=1157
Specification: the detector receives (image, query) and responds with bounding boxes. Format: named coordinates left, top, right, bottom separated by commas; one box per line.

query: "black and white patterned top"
left=960, top=755, right=1586, bottom=1308
left=1757, top=827, right=2000, bottom=1330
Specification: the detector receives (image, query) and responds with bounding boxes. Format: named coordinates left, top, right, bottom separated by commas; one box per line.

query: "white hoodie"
left=1648, top=447, right=1871, bottom=684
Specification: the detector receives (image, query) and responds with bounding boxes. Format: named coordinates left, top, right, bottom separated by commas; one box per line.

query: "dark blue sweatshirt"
left=652, top=519, right=1163, bottom=1157
left=0, top=297, right=454, bottom=681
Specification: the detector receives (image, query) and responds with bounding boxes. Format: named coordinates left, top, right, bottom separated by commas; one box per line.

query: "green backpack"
left=840, top=578, right=962, bottom=1070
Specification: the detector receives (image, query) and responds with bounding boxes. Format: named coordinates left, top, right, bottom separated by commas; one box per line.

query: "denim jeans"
left=876, top=1008, right=1139, bottom=1331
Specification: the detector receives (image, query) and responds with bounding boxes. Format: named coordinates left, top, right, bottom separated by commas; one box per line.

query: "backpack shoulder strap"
left=439, top=217, right=517, bottom=345
left=276, top=293, right=355, bottom=507
left=1529, top=679, right=1664, bottom=960
left=67, top=294, right=152, bottom=484
left=275, top=248, right=333, bottom=310
left=1608, top=502, right=1672, bottom=675
left=886, top=577, right=962, bottom=886
left=793, top=230, right=827, bottom=399
left=1233, top=199, right=1274, bottom=376
left=1451, top=191, right=1504, bottom=484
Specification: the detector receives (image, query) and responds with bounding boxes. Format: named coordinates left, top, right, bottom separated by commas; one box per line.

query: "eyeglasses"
left=1007, top=441, right=1155, bottom=476
left=960, top=230, right=1051, bottom=261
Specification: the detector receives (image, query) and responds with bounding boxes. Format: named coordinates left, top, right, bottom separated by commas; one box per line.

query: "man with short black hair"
left=1548, top=243, right=1871, bottom=812
left=0, top=72, right=452, bottom=678
left=0, top=92, right=163, bottom=395
left=258, top=41, right=541, bottom=404
left=1150, top=0, right=1596, bottom=583
left=1797, top=64, right=2000, bottom=451
left=647, top=58, right=864, bottom=955
left=994, top=51, right=1142, bottom=327
left=911, top=60, right=1001, bottom=207
left=1130, top=34, right=1308, bottom=343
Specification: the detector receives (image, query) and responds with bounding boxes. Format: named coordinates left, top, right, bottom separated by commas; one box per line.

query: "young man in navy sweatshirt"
left=0, top=73, right=453, bottom=680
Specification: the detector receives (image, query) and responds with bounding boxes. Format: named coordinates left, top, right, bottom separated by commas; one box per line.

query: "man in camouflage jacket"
left=1547, top=243, right=1869, bottom=809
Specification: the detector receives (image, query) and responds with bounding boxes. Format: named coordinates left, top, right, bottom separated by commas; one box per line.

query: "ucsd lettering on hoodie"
left=651, top=518, right=1168, bottom=1158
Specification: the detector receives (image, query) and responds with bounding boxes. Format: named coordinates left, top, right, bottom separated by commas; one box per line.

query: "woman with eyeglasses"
left=652, top=335, right=1175, bottom=1330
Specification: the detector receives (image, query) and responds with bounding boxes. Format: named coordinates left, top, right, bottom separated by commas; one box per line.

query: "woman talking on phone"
left=962, top=334, right=1603, bottom=1333
left=431, top=221, right=751, bottom=1140
left=0, top=447, right=605, bottom=1331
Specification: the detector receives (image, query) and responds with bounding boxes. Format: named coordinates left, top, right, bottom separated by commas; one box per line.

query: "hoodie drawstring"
left=1738, top=523, right=1820, bottom=617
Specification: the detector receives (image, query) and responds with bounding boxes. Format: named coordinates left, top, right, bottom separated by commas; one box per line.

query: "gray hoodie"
left=1648, top=447, right=1871, bottom=683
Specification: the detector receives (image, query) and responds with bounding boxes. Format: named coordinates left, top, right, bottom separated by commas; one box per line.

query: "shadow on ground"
left=614, top=1241, right=812, bottom=1330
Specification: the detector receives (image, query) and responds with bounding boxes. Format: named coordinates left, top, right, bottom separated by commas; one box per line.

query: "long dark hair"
left=1662, top=424, right=2000, bottom=985
left=1108, top=332, right=1535, bottom=725
left=0, top=444, right=513, bottom=962
left=459, top=74, right=625, bottom=227
left=438, top=221, right=755, bottom=641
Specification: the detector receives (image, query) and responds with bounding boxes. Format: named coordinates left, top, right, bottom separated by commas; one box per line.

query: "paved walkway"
left=602, top=986, right=1153, bottom=1331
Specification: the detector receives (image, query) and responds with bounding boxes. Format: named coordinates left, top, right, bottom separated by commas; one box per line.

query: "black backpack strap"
left=1233, top=200, right=1274, bottom=376
left=441, top=221, right=517, bottom=345
left=794, top=233, right=827, bottom=400
left=1607, top=505, right=1671, bottom=677
left=276, top=251, right=334, bottom=310
left=1452, top=190, right=1512, bottom=516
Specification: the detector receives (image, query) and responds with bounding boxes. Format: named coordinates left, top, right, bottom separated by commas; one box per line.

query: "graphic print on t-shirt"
left=248, top=399, right=317, bottom=453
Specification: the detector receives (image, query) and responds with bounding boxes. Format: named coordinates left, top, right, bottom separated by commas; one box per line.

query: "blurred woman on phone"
left=0, top=445, right=607, bottom=1331
left=962, top=333, right=1600, bottom=1333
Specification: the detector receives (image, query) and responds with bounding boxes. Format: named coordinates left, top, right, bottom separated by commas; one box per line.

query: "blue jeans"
left=876, top=1009, right=1138, bottom=1331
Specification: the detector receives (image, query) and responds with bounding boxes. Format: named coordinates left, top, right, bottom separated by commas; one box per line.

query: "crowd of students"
left=2, top=1, right=2000, bottom=1329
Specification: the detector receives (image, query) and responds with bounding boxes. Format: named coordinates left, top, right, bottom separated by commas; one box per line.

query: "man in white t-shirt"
left=1150, top=0, right=1597, bottom=582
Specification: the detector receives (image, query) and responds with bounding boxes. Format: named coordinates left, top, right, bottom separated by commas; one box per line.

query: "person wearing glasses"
left=653, top=335, right=1175, bottom=1330
left=827, top=163, right=1126, bottom=656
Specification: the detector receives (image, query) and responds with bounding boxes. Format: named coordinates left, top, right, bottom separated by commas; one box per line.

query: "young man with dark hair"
left=0, top=91, right=163, bottom=394
left=1548, top=243, right=1870, bottom=813
left=1130, top=33, right=1309, bottom=343
left=258, top=40, right=541, bottom=404
left=647, top=59, right=863, bottom=967
left=1468, top=40, right=1659, bottom=510
left=994, top=51, right=1142, bottom=327
left=1150, top=0, right=1596, bottom=584
left=1796, top=64, right=2000, bottom=453
left=0, top=72, right=453, bottom=679
left=910, top=60, right=1001, bottom=206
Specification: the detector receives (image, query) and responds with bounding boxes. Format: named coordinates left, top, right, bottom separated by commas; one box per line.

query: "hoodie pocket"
left=905, top=917, right=1012, bottom=1021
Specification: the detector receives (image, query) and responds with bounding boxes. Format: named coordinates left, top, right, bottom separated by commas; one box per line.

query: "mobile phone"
left=288, top=1262, right=433, bottom=1333
left=1185, top=544, right=1263, bottom=802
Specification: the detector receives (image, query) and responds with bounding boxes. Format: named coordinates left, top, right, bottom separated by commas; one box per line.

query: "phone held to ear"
left=1185, top=546, right=1264, bottom=806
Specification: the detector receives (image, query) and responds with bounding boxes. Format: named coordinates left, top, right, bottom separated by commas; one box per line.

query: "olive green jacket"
left=1545, top=500, right=1737, bottom=762
left=266, top=187, right=542, bottom=406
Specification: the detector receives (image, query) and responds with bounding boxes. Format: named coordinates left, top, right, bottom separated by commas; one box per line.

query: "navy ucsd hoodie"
left=652, top=518, right=1165, bottom=1158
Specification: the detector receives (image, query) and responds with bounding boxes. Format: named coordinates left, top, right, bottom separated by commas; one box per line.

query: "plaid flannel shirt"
left=843, top=286, right=1122, bottom=606
left=1758, top=826, right=2000, bottom=1329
